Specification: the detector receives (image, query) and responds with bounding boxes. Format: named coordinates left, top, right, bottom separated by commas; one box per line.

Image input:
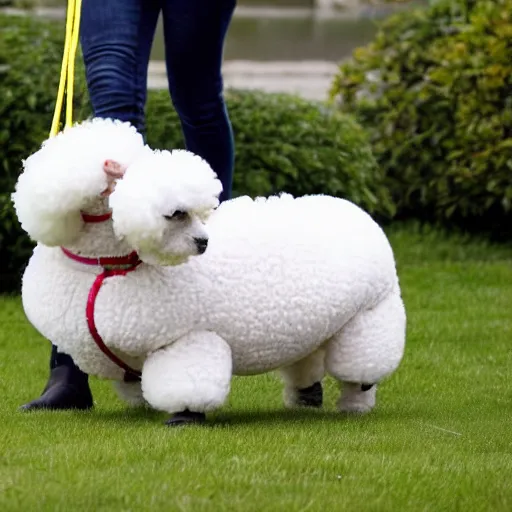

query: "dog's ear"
left=102, top=160, right=126, bottom=196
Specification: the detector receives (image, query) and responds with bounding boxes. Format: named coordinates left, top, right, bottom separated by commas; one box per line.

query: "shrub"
left=329, top=0, right=512, bottom=235
left=0, top=13, right=390, bottom=292
left=145, top=89, right=394, bottom=216
left=0, top=13, right=89, bottom=292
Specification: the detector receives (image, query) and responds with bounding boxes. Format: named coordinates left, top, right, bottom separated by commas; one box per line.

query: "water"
left=31, top=0, right=427, bottom=63
left=151, top=11, right=379, bottom=62
left=12, top=0, right=427, bottom=98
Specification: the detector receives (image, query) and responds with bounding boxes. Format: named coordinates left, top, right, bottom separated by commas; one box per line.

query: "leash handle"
left=49, top=0, right=82, bottom=138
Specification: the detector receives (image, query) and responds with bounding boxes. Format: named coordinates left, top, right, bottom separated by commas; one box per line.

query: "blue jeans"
left=49, top=0, right=236, bottom=373
left=80, top=0, right=236, bottom=203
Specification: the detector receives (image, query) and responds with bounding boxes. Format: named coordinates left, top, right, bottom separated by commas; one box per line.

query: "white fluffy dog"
left=13, top=118, right=406, bottom=426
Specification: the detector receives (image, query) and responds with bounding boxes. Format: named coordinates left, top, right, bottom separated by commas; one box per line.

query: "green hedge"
left=145, top=89, right=392, bottom=213
left=0, top=13, right=89, bottom=292
left=330, top=0, right=512, bottom=235
left=0, top=13, right=386, bottom=292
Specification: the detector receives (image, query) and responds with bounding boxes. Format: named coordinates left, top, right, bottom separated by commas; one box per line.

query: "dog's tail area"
left=12, top=118, right=145, bottom=247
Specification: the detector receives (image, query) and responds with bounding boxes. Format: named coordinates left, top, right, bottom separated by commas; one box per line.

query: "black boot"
left=165, top=409, right=206, bottom=426
left=20, top=345, right=93, bottom=411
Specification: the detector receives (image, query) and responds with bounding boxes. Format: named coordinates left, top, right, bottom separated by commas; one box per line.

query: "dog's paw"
left=338, top=382, right=376, bottom=414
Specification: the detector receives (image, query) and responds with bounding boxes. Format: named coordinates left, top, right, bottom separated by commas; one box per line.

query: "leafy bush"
left=0, top=13, right=389, bottom=292
left=330, top=0, right=512, bottom=235
left=145, top=89, right=393, bottom=215
left=0, top=13, right=89, bottom=291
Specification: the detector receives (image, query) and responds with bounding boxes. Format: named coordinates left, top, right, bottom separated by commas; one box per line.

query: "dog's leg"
left=279, top=348, right=325, bottom=408
left=325, top=290, right=406, bottom=414
left=113, top=379, right=147, bottom=408
left=337, top=382, right=377, bottom=414
left=141, top=331, right=232, bottom=426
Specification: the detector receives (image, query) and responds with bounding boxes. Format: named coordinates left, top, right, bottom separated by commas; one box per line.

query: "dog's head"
left=108, top=148, right=222, bottom=266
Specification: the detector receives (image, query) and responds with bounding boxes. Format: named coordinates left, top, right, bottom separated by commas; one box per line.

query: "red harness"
left=61, top=211, right=142, bottom=382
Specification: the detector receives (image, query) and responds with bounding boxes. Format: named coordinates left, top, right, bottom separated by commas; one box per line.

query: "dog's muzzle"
left=194, top=237, right=208, bottom=254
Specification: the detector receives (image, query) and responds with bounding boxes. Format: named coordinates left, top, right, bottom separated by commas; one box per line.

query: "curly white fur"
left=14, top=117, right=407, bottom=421
left=12, top=118, right=145, bottom=247
left=110, top=149, right=222, bottom=265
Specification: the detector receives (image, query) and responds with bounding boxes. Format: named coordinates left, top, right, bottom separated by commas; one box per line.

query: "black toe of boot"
left=20, top=347, right=93, bottom=411
left=165, top=410, right=206, bottom=426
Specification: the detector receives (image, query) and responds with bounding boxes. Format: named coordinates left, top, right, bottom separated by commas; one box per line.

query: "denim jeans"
left=80, top=0, right=236, bottom=203
left=50, top=0, right=236, bottom=373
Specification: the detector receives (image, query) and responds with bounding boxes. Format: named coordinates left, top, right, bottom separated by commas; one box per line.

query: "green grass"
left=1, top=222, right=512, bottom=511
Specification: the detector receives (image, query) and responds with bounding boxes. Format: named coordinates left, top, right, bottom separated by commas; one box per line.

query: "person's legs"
left=80, top=0, right=161, bottom=136
left=21, top=0, right=160, bottom=411
left=161, top=0, right=236, bottom=203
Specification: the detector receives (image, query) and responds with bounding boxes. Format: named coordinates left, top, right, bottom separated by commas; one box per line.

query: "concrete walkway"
left=148, top=60, right=339, bottom=101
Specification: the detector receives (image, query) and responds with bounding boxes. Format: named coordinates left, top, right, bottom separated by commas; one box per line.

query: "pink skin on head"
left=101, top=159, right=126, bottom=196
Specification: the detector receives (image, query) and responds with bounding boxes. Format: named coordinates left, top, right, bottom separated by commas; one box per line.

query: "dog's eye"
left=163, top=210, right=187, bottom=221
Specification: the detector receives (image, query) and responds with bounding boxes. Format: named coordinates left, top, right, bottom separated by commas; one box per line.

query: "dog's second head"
left=12, top=117, right=145, bottom=247
left=108, top=148, right=222, bottom=266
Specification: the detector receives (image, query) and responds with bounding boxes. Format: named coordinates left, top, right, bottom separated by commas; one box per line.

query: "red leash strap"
left=86, top=266, right=142, bottom=381
left=64, top=211, right=142, bottom=381
left=81, top=211, right=112, bottom=223
left=61, top=247, right=140, bottom=268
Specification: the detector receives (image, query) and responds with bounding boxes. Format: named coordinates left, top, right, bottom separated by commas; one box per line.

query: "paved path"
left=148, top=60, right=339, bottom=101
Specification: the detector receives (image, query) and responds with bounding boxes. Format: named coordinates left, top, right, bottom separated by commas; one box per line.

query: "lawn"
left=1, top=223, right=511, bottom=511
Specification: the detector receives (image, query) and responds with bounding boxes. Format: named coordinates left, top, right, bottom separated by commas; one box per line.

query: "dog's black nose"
left=194, top=237, right=208, bottom=254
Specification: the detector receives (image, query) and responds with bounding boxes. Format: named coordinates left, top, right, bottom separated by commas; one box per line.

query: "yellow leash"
left=49, top=0, right=83, bottom=138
